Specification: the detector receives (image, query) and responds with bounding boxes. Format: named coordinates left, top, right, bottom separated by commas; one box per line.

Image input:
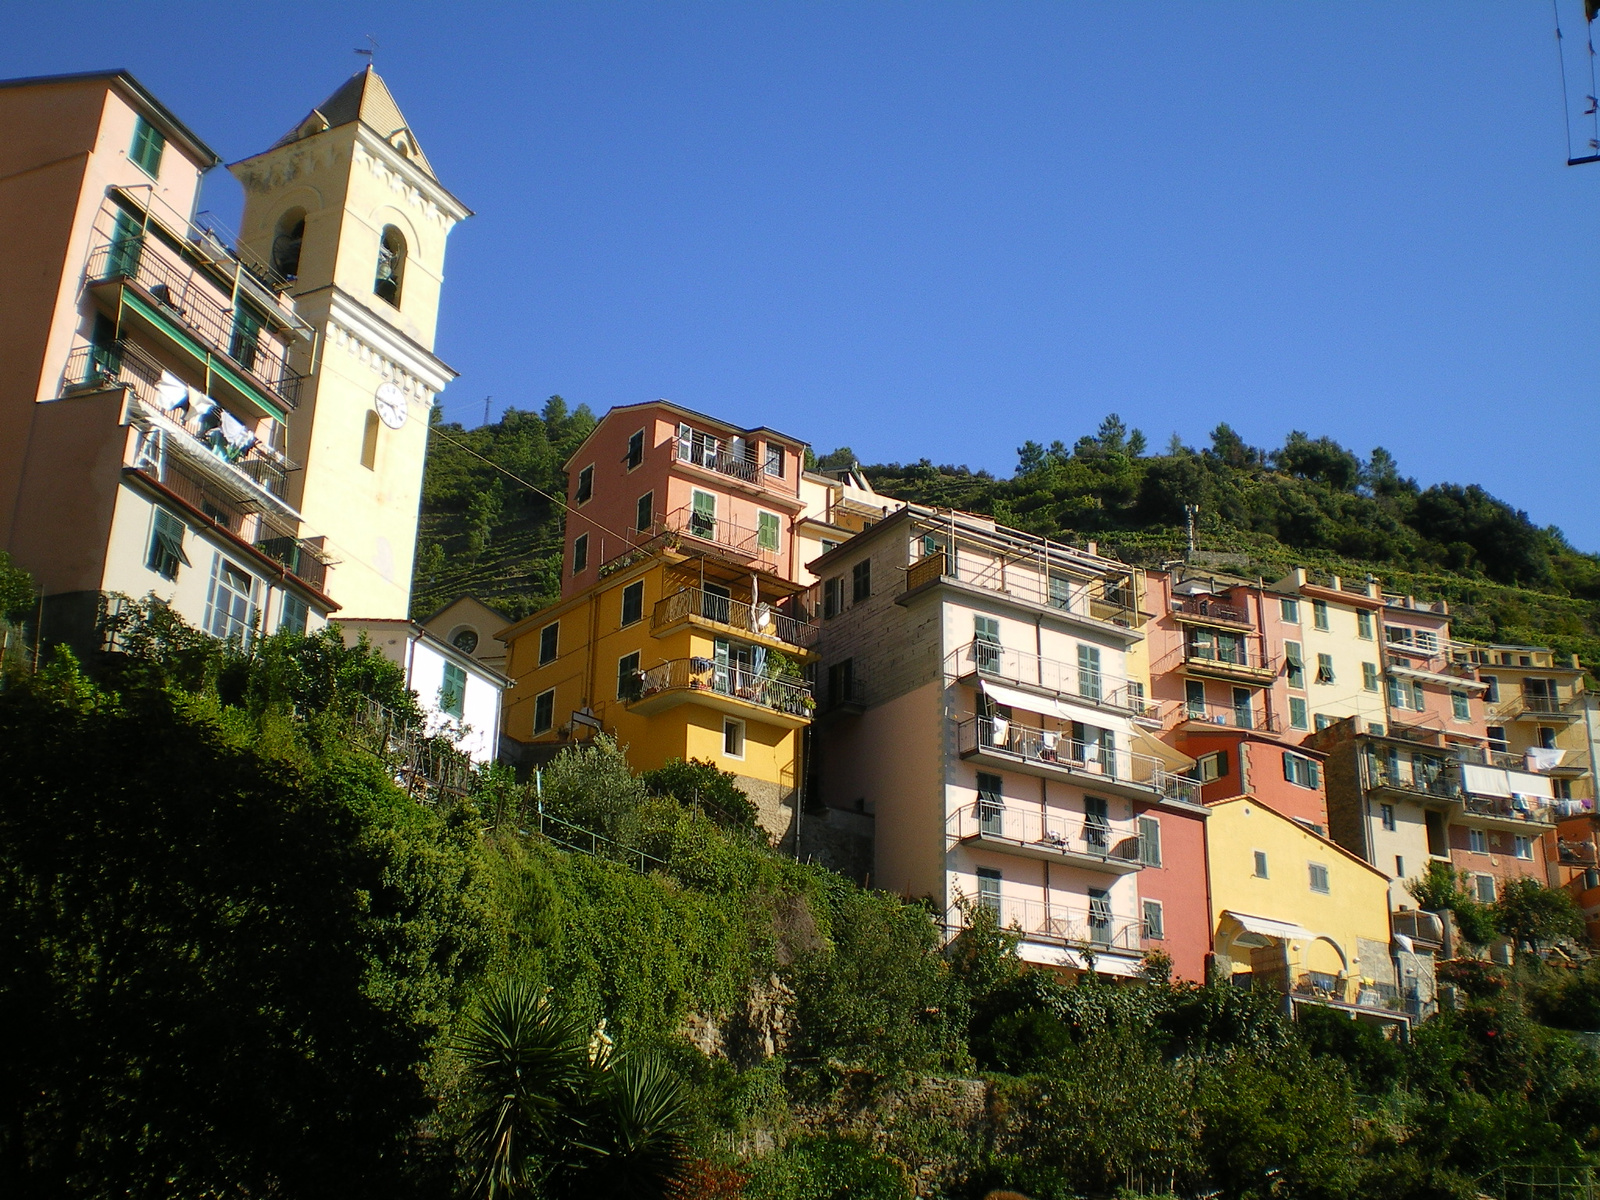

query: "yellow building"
left=500, top=402, right=816, bottom=844
left=1207, top=794, right=1428, bottom=1023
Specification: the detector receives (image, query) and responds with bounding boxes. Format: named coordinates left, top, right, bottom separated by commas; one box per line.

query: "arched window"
left=271, top=209, right=305, bottom=282
left=374, top=225, right=406, bottom=306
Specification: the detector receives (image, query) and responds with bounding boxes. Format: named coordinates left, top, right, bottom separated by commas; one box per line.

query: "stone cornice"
left=318, top=287, right=458, bottom=400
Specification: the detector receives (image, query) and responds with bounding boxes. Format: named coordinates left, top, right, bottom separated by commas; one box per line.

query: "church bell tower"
left=230, top=67, right=470, bottom=619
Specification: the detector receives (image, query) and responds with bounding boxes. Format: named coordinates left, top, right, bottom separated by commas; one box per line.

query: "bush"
left=745, top=1136, right=912, bottom=1200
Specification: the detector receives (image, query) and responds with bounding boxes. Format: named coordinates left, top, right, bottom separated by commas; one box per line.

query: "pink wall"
left=1131, top=799, right=1210, bottom=983
left=1177, top=730, right=1329, bottom=828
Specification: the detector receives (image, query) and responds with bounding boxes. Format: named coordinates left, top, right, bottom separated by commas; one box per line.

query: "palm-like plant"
left=583, top=1054, right=693, bottom=1199
left=456, top=980, right=591, bottom=1198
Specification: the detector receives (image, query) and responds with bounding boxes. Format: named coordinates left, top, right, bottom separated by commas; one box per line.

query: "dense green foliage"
left=415, top=409, right=1600, bottom=675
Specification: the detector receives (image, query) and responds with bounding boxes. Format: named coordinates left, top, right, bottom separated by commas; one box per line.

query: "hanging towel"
left=1041, top=730, right=1060, bottom=753
left=989, top=716, right=1009, bottom=746
left=187, top=387, right=216, bottom=424
left=155, top=371, right=188, bottom=412
left=218, top=408, right=256, bottom=452
left=1526, top=747, right=1564, bottom=772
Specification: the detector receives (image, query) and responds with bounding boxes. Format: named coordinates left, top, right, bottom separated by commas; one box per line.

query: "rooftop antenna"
left=355, top=34, right=379, bottom=68
left=482, top=395, right=494, bottom=426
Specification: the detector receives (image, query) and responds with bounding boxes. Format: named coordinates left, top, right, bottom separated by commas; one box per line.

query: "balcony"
left=950, top=639, right=1155, bottom=719
left=1168, top=699, right=1281, bottom=734
left=607, top=505, right=786, bottom=576
left=1391, top=909, right=1445, bottom=949
left=959, top=894, right=1147, bottom=956
left=1461, top=793, right=1553, bottom=826
left=675, top=437, right=763, bottom=485
left=951, top=801, right=1145, bottom=873
left=651, top=586, right=818, bottom=652
left=1169, top=594, right=1254, bottom=629
left=1496, top=693, right=1584, bottom=724
left=1162, top=640, right=1279, bottom=686
left=624, top=657, right=813, bottom=727
left=957, top=715, right=1200, bottom=806
left=904, top=549, right=1137, bottom=630
left=85, top=231, right=304, bottom=414
left=1364, top=754, right=1457, bottom=801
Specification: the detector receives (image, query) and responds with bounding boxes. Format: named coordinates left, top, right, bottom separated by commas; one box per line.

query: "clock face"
left=375, top=382, right=407, bottom=430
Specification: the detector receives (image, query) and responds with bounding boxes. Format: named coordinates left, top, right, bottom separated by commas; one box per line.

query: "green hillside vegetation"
left=413, top=412, right=1600, bottom=676
left=8, top=598, right=1600, bottom=1198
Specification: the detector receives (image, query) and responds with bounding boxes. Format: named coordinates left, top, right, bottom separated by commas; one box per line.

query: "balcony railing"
left=652, top=586, right=817, bottom=649
left=951, top=639, right=1154, bottom=717
left=952, top=801, right=1145, bottom=866
left=905, top=548, right=1134, bottom=626
left=1171, top=595, right=1252, bottom=625
left=66, top=341, right=297, bottom=505
left=1391, top=909, right=1445, bottom=946
left=1462, top=794, right=1553, bottom=824
left=86, top=234, right=304, bottom=407
left=957, top=715, right=1200, bottom=806
left=627, top=657, right=813, bottom=719
left=956, top=895, right=1146, bottom=953
left=1170, top=699, right=1281, bottom=733
left=675, top=438, right=762, bottom=485
left=1365, top=754, right=1457, bottom=799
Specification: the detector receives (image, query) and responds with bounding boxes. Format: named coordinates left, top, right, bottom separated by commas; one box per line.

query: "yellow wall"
left=1207, top=795, right=1393, bottom=1000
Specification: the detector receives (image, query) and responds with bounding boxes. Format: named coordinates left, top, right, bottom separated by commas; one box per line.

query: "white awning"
left=1222, top=910, right=1315, bottom=943
left=979, top=680, right=1061, bottom=720
left=1460, top=764, right=1512, bottom=798
left=1506, top=770, right=1555, bottom=799
left=1388, top=664, right=1487, bottom=692
left=1015, top=942, right=1143, bottom=976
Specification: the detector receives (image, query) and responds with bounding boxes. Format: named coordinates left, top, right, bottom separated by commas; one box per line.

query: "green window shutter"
left=758, top=511, right=779, bottom=552
left=108, top=210, right=144, bottom=279
left=440, top=662, right=467, bottom=718
left=229, top=305, right=264, bottom=371
left=130, top=117, right=165, bottom=176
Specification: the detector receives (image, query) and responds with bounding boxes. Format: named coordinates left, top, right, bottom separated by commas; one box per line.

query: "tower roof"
left=273, top=65, right=436, bottom=179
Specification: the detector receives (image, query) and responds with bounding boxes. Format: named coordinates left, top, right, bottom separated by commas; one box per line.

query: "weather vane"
left=355, top=35, right=378, bottom=66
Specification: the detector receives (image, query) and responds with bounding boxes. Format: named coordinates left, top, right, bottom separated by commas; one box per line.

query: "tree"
left=1493, top=878, right=1584, bottom=956
left=640, top=758, right=759, bottom=834
left=1207, top=422, right=1259, bottom=469
left=814, top=447, right=858, bottom=472
left=1408, top=484, right=1551, bottom=585
left=1273, top=431, right=1362, bottom=492
left=0, top=550, right=33, bottom=621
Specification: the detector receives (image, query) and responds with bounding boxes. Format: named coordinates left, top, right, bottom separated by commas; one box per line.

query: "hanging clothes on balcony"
left=211, top=408, right=257, bottom=462
left=1526, top=747, right=1564, bottom=772
left=156, top=371, right=188, bottom=412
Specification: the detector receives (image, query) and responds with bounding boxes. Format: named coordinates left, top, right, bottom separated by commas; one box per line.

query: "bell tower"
left=230, top=67, right=471, bottom=619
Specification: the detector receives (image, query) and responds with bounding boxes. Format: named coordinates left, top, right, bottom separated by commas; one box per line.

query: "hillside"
left=412, top=410, right=1600, bottom=675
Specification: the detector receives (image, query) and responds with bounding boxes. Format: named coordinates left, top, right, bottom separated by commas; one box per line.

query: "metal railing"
left=627, top=657, right=814, bottom=718
left=957, top=715, right=1200, bottom=805
left=1176, top=639, right=1279, bottom=675
left=952, top=801, right=1145, bottom=865
left=1171, top=595, right=1252, bottom=625
left=904, top=549, right=1134, bottom=625
left=601, top=506, right=786, bottom=574
left=652, top=586, right=818, bottom=649
left=86, top=235, right=304, bottom=406
left=67, top=341, right=297, bottom=502
left=675, top=438, right=764, bottom=484
left=347, top=698, right=476, bottom=799
left=1170, top=699, right=1281, bottom=733
left=1365, top=753, right=1457, bottom=798
left=950, top=639, right=1154, bottom=717
left=1462, top=794, right=1553, bottom=824
left=255, top=525, right=329, bottom=591
left=956, top=894, right=1146, bottom=952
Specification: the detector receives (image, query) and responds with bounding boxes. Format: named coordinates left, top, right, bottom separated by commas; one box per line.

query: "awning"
left=1135, top=726, right=1196, bottom=772
left=1222, top=910, right=1315, bottom=943
left=1016, top=942, right=1143, bottom=976
left=1388, top=664, right=1487, bottom=692
left=1506, top=771, right=1555, bottom=800
left=979, top=679, right=1123, bottom=732
left=1460, top=764, right=1512, bottom=798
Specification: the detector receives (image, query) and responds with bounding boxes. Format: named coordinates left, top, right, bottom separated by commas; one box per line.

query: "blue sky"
left=8, top=3, right=1599, bottom=547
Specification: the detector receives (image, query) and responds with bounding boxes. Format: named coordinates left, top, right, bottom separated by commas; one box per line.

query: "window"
left=620, top=580, right=644, bottom=626
left=1254, top=851, right=1270, bottom=878
left=617, top=651, right=641, bottom=701
left=976, top=772, right=1004, bottom=834
left=1048, top=572, right=1072, bottom=610
left=279, top=593, right=309, bottom=635
left=439, top=661, right=467, bottom=718
left=1232, top=687, right=1253, bottom=729
left=229, top=305, right=263, bottom=371
left=1357, top=610, right=1374, bottom=640
left=1126, top=679, right=1146, bottom=714
left=1487, top=726, right=1508, bottom=754
left=690, top=489, right=716, bottom=538
left=107, top=209, right=144, bottom=280
left=449, top=629, right=480, bottom=656
left=1452, top=690, right=1470, bottom=720
left=1289, top=697, right=1308, bottom=730
left=539, top=622, right=559, bottom=665
left=1088, top=887, right=1111, bottom=940
left=146, top=508, right=189, bottom=580
left=1078, top=645, right=1102, bottom=702
left=823, top=577, right=844, bottom=619
left=828, top=659, right=855, bottom=707
left=1316, top=653, right=1335, bottom=685
left=271, top=209, right=304, bottom=281
left=1281, top=598, right=1300, bottom=623
left=129, top=115, right=165, bottom=176
left=1309, top=863, right=1330, bottom=894
left=1185, top=679, right=1206, bottom=719
left=1143, top=899, right=1165, bottom=940
left=764, top=442, right=785, bottom=477
left=758, top=511, right=780, bottom=553
left=820, top=538, right=841, bottom=555
left=1514, top=835, right=1533, bottom=860
left=1539, top=726, right=1557, bottom=751
left=852, top=558, right=871, bottom=602
left=974, top=615, right=1001, bottom=672
left=204, top=555, right=256, bottom=644
left=374, top=226, right=406, bottom=305
left=1411, top=681, right=1425, bottom=711
left=1483, top=676, right=1500, bottom=703
left=1312, top=600, right=1329, bottom=630
left=976, top=867, right=1002, bottom=915
left=576, top=465, right=594, bottom=505
left=1362, top=662, right=1380, bottom=692
left=1085, top=796, right=1110, bottom=848
left=1396, top=855, right=1406, bottom=878
left=636, top=492, right=654, bottom=532
left=1381, top=803, right=1397, bottom=831
left=572, top=534, right=588, bottom=574
left=360, top=410, right=380, bottom=469
left=1284, top=752, right=1320, bottom=789
left=1314, top=713, right=1333, bottom=731
left=723, top=717, right=745, bottom=758
left=1468, top=828, right=1487, bottom=854
left=1139, top=816, right=1163, bottom=867
left=1195, top=750, right=1229, bottom=783
left=533, top=688, right=555, bottom=734
left=626, top=429, right=645, bottom=470
left=1475, top=874, right=1496, bottom=904
left=1284, top=641, right=1304, bottom=689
